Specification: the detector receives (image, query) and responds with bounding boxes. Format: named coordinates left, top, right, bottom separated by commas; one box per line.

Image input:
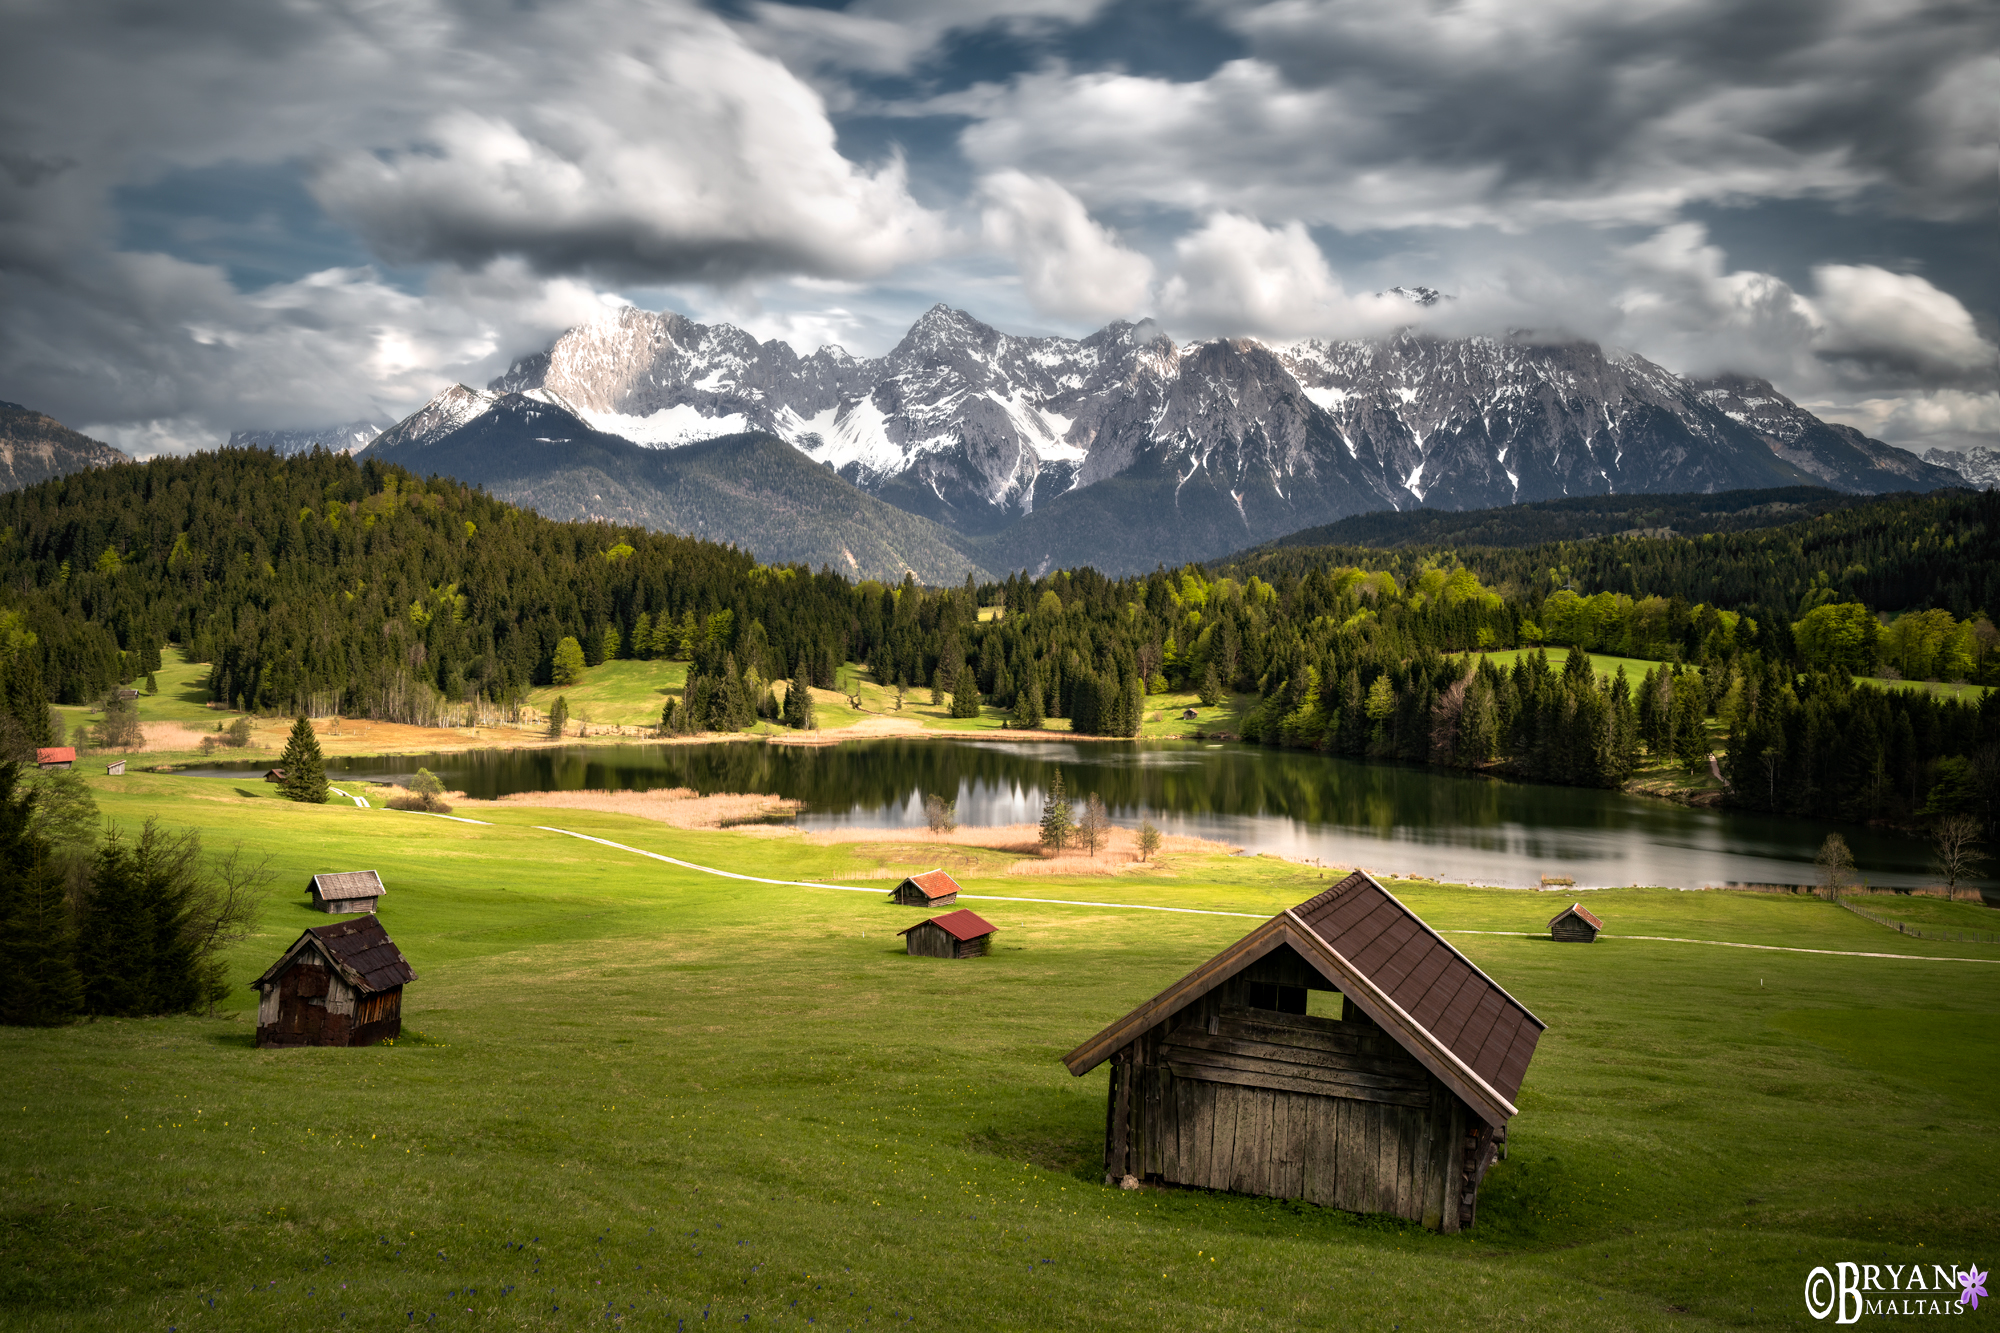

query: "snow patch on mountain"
left=581, top=403, right=753, bottom=447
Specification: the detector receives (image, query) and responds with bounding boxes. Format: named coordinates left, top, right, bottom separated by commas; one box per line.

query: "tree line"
left=0, top=449, right=1992, bottom=835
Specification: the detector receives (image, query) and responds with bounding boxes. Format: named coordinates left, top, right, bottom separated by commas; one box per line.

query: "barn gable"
left=1062, top=871, right=1545, bottom=1230
left=253, top=917, right=416, bottom=1048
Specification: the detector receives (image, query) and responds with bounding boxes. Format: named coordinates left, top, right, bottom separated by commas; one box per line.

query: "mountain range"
left=266, top=304, right=1971, bottom=577
left=227, top=420, right=387, bottom=456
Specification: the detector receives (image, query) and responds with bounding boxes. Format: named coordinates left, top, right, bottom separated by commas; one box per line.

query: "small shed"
left=252, top=915, right=415, bottom=1048
left=889, top=868, right=961, bottom=907
left=36, top=747, right=74, bottom=770
left=263, top=767, right=286, bottom=783
left=1181, top=708, right=1199, bottom=720
left=117, top=687, right=140, bottom=700
left=105, top=760, right=126, bottom=776
left=900, top=909, right=997, bottom=959
left=1548, top=902, right=1603, bottom=943
left=1064, top=870, right=1545, bottom=1232
left=309, top=870, right=386, bottom=913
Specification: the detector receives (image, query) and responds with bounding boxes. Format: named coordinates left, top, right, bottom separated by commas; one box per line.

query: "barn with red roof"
left=889, top=869, right=960, bottom=907
left=1063, top=870, right=1544, bottom=1231
left=898, top=908, right=997, bottom=959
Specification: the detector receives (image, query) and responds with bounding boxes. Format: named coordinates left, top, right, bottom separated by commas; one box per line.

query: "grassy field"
left=1853, top=676, right=1991, bottom=702
left=53, top=649, right=220, bottom=741
left=524, top=661, right=691, bottom=729
left=1479, top=647, right=1664, bottom=684
left=3, top=770, right=1996, bottom=1330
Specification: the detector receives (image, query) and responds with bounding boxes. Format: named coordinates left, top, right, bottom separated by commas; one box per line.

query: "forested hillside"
left=0, top=450, right=1992, bottom=833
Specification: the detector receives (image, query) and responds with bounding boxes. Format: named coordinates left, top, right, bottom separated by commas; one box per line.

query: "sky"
left=2, top=0, right=1994, bottom=456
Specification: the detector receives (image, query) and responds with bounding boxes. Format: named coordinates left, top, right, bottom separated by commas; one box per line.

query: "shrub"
left=552, top=636, right=587, bottom=686
left=388, top=768, right=452, bottom=814
left=923, top=793, right=957, bottom=834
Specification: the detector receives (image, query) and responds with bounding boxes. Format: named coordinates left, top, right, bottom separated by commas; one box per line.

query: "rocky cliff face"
left=1924, top=445, right=2000, bottom=489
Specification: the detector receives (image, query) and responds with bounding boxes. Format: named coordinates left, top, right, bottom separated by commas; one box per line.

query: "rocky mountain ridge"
left=226, top=420, right=387, bottom=456
left=357, top=304, right=1964, bottom=573
left=0, top=401, right=131, bottom=491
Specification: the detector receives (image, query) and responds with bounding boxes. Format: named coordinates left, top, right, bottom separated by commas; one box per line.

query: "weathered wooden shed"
left=36, top=747, right=74, bottom=770
left=1548, top=903, right=1603, bottom=943
left=105, top=760, right=126, bottom=776
left=252, top=915, right=415, bottom=1048
left=889, top=869, right=961, bottom=907
left=263, top=767, right=286, bottom=783
left=899, top=908, right=997, bottom=959
left=1064, top=871, right=1544, bottom=1231
left=307, top=870, right=386, bottom=914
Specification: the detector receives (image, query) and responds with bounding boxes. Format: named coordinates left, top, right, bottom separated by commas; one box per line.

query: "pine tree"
left=277, top=716, right=329, bottom=803
left=632, top=612, right=654, bottom=660
left=601, top=622, right=623, bottom=664
left=548, top=696, right=570, bottom=738
left=1123, top=672, right=1146, bottom=737
left=74, top=832, right=153, bottom=1016
left=1012, top=676, right=1045, bottom=730
left=1039, top=768, right=1073, bottom=854
left=1198, top=662, right=1223, bottom=708
left=949, top=684, right=981, bottom=718
left=0, top=763, right=82, bottom=1026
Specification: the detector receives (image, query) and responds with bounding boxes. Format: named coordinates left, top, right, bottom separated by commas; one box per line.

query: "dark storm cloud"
left=1224, top=0, right=1994, bottom=222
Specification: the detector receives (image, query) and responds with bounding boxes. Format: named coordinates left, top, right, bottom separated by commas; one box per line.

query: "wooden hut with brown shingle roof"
left=1548, top=902, right=1603, bottom=942
left=1063, top=870, right=1544, bottom=1232
left=307, top=870, right=386, bottom=914
left=252, top=916, right=415, bottom=1048
left=889, top=869, right=960, bottom=907
left=899, top=909, right=997, bottom=959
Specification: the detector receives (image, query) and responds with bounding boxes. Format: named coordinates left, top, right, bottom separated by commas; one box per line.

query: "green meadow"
left=3, top=770, right=1996, bottom=1330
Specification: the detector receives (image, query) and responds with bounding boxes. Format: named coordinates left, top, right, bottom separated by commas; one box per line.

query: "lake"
left=177, top=737, right=1980, bottom=892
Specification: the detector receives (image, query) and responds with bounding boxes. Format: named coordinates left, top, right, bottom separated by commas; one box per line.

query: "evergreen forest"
left=0, top=448, right=1994, bottom=836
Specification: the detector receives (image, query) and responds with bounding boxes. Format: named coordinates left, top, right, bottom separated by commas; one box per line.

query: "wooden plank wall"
left=904, top=923, right=956, bottom=958
left=1551, top=916, right=1597, bottom=943
left=1103, top=985, right=1477, bottom=1231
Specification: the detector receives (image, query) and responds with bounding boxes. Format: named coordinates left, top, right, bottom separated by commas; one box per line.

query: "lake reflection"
left=189, top=737, right=1969, bottom=890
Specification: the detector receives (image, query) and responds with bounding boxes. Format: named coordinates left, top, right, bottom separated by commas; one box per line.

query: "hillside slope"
left=368, top=392, right=987, bottom=583
left=0, top=401, right=131, bottom=490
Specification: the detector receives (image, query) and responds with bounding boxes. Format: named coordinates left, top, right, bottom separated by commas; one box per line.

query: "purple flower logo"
left=1961, top=1268, right=1988, bottom=1311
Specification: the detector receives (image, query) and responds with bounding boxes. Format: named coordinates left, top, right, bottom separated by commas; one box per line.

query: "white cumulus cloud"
left=978, top=171, right=1153, bottom=321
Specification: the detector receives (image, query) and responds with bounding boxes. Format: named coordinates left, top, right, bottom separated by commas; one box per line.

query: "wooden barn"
left=899, top=908, right=997, bottom=959
left=1548, top=903, right=1603, bottom=943
left=36, top=747, right=74, bottom=770
left=308, top=870, right=386, bottom=913
left=889, top=869, right=961, bottom=907
left=252, top=915, right=415, bottom=1048
left=105, top=760, right=126, bottom=776
left=263, top=767, right=286, bottom=783
left=1064, top=870, right=1544, bottom=1232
